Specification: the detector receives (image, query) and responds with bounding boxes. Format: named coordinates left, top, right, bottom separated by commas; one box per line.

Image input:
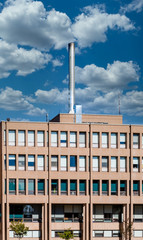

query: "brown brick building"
left=0, top=113, right=143, bottom=240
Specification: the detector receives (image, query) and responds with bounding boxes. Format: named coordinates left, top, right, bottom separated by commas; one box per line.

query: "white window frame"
left=102, top=157, right=108, bottom=172
left=18, top=130, right=25, bottom=146
left=8, top=130, right=16, bottom=146
left=51, top=156, right=58, bottom=171
left=102, top=133, right=108, bottom=148
left=133, top=134, right=139, bottom=149
left=18, top=155, right=25, bottom=170
left=37, top=131, right=44, bottom=147
left=28, top=131, right=35, bottom=147
left=111, top=157, right=117, bottom=172
left=120, top=133, right=126, bottom=148
left=51, top=131, right=58, bottom=147
left=111, top=133, right=117, bottom=148
left=37, top=155, right=44, bottom=170
left=60, top=156, right=67, bottom=171
left=79, top=132, right=86, bottom=148
left=93, top=156, right=99, bottom=172
left=92, top=132, right=99, bottom=148
left=60, top=132, right=67, bottom=147
left=79, top=156, right=86, bottom=171
left=70, top=132, right=77, bottom=147
left=120, top=157, right=126, bottom=172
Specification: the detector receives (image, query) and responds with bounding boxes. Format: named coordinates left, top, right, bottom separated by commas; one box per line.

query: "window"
left=111, top=157, right=117, bottom=172
left=102, top=180, right=108, bottom=195
left=94, top=231, right=104, bottom=237
left=51, top=131, right=58, bottom=147
left=47, top=156, right=49, bottom=171
left=51, top=156, right=58, bottom=171
left=142, top=134, right=143, bottom=148
left=19, top=179, right=25, bottom=195
left=37, top=155, right=44, bottom=170
left=120, top=133, right=126, bottom=148
left=9, top=179, right=16, bottom=195
left=102, top=133, right=108, bottom=148
left=79, top=156, right=86, bottom=171
left=18, top=155, right=25, bottom=170
left=104, top=231, right=112, bottom=237
left=61, top=180, right=67, bottom=195
left=79, top=180, right=86, bottom=195
left=38, top=179, right=44, bottom=195
left=79, top=132, right=86, bottom=147
left=111, top=133, right=117, bottom=148
left=60, top=156, right=67, bottom=171
left=28, top=179, right=35, bottom=195
left=4, top=154, right=6, bottom=170
left=4, top=130, right=6, bottom=145
left=111, top=181, right=117, bottom=195
left=134, top=205, right=143, bottom=222
left=120, top=157, right=126, bottom=172
left=8, top=130, right=16, bottom=146
left=120, top=181, right=126, bottom=196
left=51, top=180, right=58, bottom=195
left=92, top=132, right=99, bottom=148
left=133, top=181, right=139, bottom=196
left=133, top=134, right=139, bottom=149
left=18, top=130, right=25, bottom=146
left=133, top=157, right=139, bottom=172
left=28, top=131, right=35, bottom=146
left=28, top=155, right=35, bottom=170
left=9, top=230, right=41, bottom=238
left=5, top=179, right=6, bottom=194
left=47, top=131, right=49, bottom=147
left=102, top=157, right=108, bottom=172
left=70, top=132, right=77, bottom=147
left=37, top=131, right=44, bottom=146
left=47, top=180, right=49, bottom=195
left=9, top=155, right=16, bottom=170
left=93, top=156, right=99, bottom=172
left=60, top=132, right=67, bottom=147
left=70, top=180, right=77, bottom=195
left=113, top=231, right=120, bottom=237
left=134, top=231, right=142, bottom=237
left=93, top=180, right=99, bottom=195
left=70, top=156, right=77, bottom=171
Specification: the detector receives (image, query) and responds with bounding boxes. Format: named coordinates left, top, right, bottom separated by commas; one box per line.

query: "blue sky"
left=0, top=0, right=143, bottom=124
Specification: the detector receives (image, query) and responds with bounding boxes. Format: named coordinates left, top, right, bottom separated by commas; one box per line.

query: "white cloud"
left=0, top=0, right=74, bottom=50
left=0, top=87, right=46, bottom=116
left=0, top=39, right=52, bottom=78
left=0, top=1, right=135, bottom=51
left=75, top=61, right=140, bottom=91
left=72, top=5, right=135, bottom=48
left=75, top=89, right=143, bottom=117
left=120, top=0, right=143, bottom=13
left=35, top=88, right=68, bottom=104
left=52, top=59, right=63, bottom=67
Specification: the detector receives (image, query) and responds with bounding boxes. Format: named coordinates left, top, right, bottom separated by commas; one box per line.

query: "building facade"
left=0, top=113, right=143, bottom=240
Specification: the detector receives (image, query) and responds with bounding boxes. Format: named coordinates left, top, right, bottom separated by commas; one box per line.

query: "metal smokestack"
left=68, top=42, right=75, bottom=114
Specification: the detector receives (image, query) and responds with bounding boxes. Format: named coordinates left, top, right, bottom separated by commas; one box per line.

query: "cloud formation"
left=75, top=61, right=140, bottom=91
left=72, top=5, right=135, bottom=48
left=0, top=87, right=46, bottom=115
left=0, top=0, right=74, bottom=50
left=0, top=39, right=52, bottom=78
left=35, top=88, right=68, bottom=104
left=121, top=0, right=143, bottom=13
left=0, top=0, right=136, bottom=79
left=0, top=0, right=134, bottom=51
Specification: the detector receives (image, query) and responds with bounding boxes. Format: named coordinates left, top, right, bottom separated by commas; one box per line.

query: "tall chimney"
left=68, top=42, right=75, bottom=114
